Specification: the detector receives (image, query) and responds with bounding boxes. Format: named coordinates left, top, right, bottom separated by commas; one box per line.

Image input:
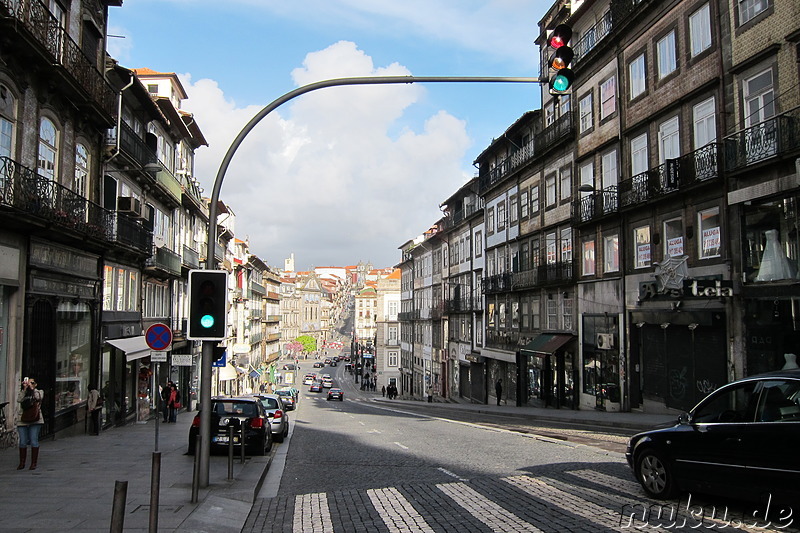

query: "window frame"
left=689, top=3, right=712, bottom=57
left=634, top=225, right=652, bottom=268
left=629, top=53, right=647, bottom=100
left=656, top=30, right=678, bottom=80
left=579, top=92, right=593, bottom=134
left=698, top=206, right=721, bottom=259
left=582, top=240, right=596, bottom=276
left=604, top=234, right=620, bottom=273
left=599, top=75, right=616, bottom=121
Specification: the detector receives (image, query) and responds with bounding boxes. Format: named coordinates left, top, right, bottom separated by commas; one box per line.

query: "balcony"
left=441, top=201, right=482, bottom=230
left=0, top=156, right=113, bottom=242
left=482, top=273, right=512, bottom=294
left=145, top=245, right=182, bottom=277
left=445, top=296, right=482, bottom=313
left=109, top=122, right=158, bottom=170
left=182, top=245, right=200, bottom=269
left=512, top=268, right=539, bottom=290
left=724, top=108, right=800, bottom=173
left=538, top=260, right=575, bottom=286
left=251, top=281, right=266, bottom=295
left=478, top=139, right=537, bottom=193
left=485, top=329, right=520, bottom=352
left=1, top=0, right=116, bottom=121
left=573, top=10, right=613, bottom=64
left=620, top=144, right=721, bottom=209
left=112, top=213, right=152, bottom=253
left=264, top=314, right=281, bottom=323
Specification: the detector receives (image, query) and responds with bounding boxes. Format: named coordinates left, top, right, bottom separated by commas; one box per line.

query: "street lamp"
left=197, top=74, right=543, bottom=487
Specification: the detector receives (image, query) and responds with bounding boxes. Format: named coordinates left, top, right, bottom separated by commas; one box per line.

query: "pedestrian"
left=87, top=386, right=102, bottom=435
left=161, top=381, right=172, bottom=422
left=381, top=385, right=386, bottom=397
left=16, top=377, right=44, bottom=470
left=168, top=383, right=181, bottom=423
left=427, top=386, right=433, bottom=403
left=495, top=379, right=503, bottom=406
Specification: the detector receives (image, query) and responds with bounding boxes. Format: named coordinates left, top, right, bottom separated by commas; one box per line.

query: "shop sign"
left=638, top=279, right=734, bottom=301
left=172, top=354, right=193, bottom=366
left=150, top=351, right=167, bottom=362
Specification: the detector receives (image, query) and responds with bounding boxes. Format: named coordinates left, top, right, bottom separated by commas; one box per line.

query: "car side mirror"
left=678, top=412, right=690, bottom=425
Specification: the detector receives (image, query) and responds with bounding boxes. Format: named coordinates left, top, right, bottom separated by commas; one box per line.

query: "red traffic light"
left=548, top=24, right=572, bottom=49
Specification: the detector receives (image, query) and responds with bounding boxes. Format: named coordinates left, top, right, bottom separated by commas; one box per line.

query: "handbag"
left=21, top=399, right=40, bottom=423
left=173, top=402, right=182, bottom=409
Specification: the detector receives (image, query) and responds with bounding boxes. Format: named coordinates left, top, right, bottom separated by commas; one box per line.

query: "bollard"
left=110, top=480, right=128, bottom=533
left=149, top=452, right=161, bottom=533
left=240, top=422, right=246, bottom=464
left=227, top=425, right=234, bottom=480
left=191, top=435, right=201, bottom=503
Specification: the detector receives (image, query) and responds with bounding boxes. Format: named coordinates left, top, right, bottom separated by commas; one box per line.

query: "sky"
left=107, top=0, right=550, bottom=271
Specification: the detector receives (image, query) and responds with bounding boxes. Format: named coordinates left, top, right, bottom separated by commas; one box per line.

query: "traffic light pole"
left=201, top=74, right=542, bottom=487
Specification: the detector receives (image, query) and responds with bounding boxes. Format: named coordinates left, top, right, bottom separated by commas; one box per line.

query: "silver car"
left=253, top=394, right=289, bottom=443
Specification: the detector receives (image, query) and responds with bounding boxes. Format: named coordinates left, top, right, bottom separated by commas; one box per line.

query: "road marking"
left=367, top=429, right=382, bottom=434
left=394, top=442, right=408, bottom=450
left=437, top=482, right=542, bottom=532
left=293, top=493, right=332, bottom=533
left=367, top=487, right=436, bottom=533
left=436, top=467, right=468, bottom=482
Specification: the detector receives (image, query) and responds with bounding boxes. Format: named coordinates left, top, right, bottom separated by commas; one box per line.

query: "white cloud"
left=181, top=42, right=471, bottom=270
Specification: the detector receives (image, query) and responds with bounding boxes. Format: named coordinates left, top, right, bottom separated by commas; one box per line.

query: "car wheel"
left=339, top=397, right=343, bottom=401
left=274, top=427, right=285, bottom=443
left=636, top=449, right=677, bottom=499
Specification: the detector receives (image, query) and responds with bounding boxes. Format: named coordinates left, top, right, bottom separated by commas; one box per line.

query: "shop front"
left=520, top=334, right=577, bottom=409
left=102, top=335, right=149, bottom=426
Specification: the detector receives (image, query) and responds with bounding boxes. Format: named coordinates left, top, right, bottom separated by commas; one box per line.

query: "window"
left=604, top=234, right=619, bottom=272
left=634, top=226, right=651, bottom=268
left=562, top=296, right=573, bottom=330
left=738, top=0, right=769, bottom=25
left=0, top=87, right=15, bottom=159
left=629, top=54, right=646, bottom=99
left=103, top=263, right=140, bottom=312
left=475, top=230, right=483, bottom=257
left=545, top=175, right=557, bottom=207
left=582, top=240, right=596, bottom=276
left=559, top=166, right=572, bottom=201
left=656, top=31, right=677, bottom=79
left=559, top=94, right=571, bottom=115
left=521, top=299, right=530, bottom=329
left=388, top=351, right=398, bottom=367
left=693, top=382, right=756, bottom=423
left=631, top=133, right=648, bottom=176
left=744, top=69, right=775, bottom=127
left=510, top=195, right=518, bottom=224
left=690, top=4, right=712, bottom=57
left=693, top=97, right=716, bottom=149
left=580, top=161, right=594, bottom=192
left=487, top=207, right=495, bottom=234
left=531, top=297, right=540, bottom=329
left=520, top=189, right=529, bottom=219
left=579, top=93, right=593, bottom=133
left=546, top=232, right=557, bottom=265
left=147, top=84, right=159, bottom=94
left=658, top=116, right=680, bottom=164
left=530, top=184, right=540, bottom=214
left=546, top=299, right=558, bottom=330
left=545, top=101, right=556, bottom=126
left=600, top=76, right=616, bottom=120
left=38, top=117, right=58, bottom=181
left=520, top=242, right=529, bottom=271
left=497, top=201, right=506, bottom=230
left=601, top=150, right=618, bottom=194
left=699, top=207, right=721, bottom=259
left=560, top=228, right=572, bottom=264
left=664, top=218, right=684, bottom=257
left=74, top=143, right=89, bottom=196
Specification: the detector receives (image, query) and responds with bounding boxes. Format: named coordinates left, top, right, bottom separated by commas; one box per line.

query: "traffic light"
left=546, top=24, right=574, bottom=95
left=188, top=269, right=228, bottom=340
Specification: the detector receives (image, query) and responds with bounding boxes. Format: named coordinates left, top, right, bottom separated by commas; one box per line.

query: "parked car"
left=282, top=363, right=296, bottom=370
left=252, top=394, right=290, bottom=443
left=309, top=382, right=323, bottom=393
left=327, top=388, right=344, bottom=401
left=275, top=388, right=296, bottom=410
left=313, top=361, right=323, bottom=368
left=627, top=369, right=800, bottom=503
left=188, top=397, right=273, bottom=455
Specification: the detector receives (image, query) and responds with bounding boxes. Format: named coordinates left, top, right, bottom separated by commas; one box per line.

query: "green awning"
left=520, top=334, right=575, bottom=356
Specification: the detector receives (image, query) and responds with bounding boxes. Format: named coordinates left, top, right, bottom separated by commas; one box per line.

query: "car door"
left=675, top=380, right=759, bottom=496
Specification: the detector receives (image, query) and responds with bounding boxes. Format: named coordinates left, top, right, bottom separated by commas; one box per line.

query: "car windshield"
left=213, top=401, right=258, bottom=417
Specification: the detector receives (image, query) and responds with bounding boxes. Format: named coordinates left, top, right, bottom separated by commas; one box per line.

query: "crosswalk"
left=247, top=467, right=798, bottom=533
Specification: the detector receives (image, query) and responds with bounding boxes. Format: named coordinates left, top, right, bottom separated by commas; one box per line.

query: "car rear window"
left=213, top=401, right=258, bottom=417
left=260, top=397, right=281, bottom=409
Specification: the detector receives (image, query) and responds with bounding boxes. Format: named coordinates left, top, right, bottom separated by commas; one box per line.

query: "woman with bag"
left=16, top=377, right=44, bottom=470
left=167, top=383, right=181, bottom=423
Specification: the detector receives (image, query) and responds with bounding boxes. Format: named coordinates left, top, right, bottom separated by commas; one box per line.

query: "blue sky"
left=108, top=0, right=550, bottom=271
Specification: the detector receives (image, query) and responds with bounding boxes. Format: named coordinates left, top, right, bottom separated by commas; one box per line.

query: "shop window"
left=664, top=218, right=684, bottom=257
left=699, top=207, right=721, bottom=259
left=634, top=226, right=651, bottom=268
left=55, top=302, right=91, bottom=413
left=743, top=197, right=799, bottom=282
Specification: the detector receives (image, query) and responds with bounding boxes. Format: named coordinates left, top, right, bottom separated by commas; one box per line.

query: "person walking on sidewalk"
left=87, top=387, right=102, bottom=435
left=495, top=379, right=503, bottom=406
left=16, top=377, right=44, bottom=470
left=161, top=381, right=172, bottom=423
left=167, top=383, right=181, bottom=423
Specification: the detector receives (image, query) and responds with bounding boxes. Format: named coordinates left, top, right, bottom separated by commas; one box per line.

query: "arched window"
left=74, top=143, right=89, bottom=196
left=0, top=85, right=16, bottom=159
left=38, top=117, right=58, bottom=181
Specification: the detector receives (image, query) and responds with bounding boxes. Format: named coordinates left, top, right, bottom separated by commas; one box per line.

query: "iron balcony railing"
left=146, top=245, right=182, bottom=276
left=573, top=10, right=613, bottom=64
left=182, top=245, right=200, bottom=269
left=116, top=122, right=158, bottom=169
left=724, top=107, right=800, bottom=172
left=485, top=329, right=520, bottom=352
left=483, top=260, right=575, bottom=293
left=0, top=156, right=114, bottom=241
left=1, top=0, right=116, bottom=119
left=444, top=296, right=482, bottom=313
left=482, top=273, right=513, bottom=294
left=113, top=212, right=152, bottom=252
left=441, top=201, right=482, bottom=230
left=250, top=280, right=266, bottom=295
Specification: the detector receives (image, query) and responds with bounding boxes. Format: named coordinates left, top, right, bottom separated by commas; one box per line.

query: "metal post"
left=227, top=425, right=234, bottom=480
left=191, top=435, right=201, bottom=503
left=110, top=480, right=127, bottom=533
left=154, top=365, right=159, bottom=452
left=149, top=452, right=160, bottom=533
left=240, top=423, right=246, bottom=464
left=199, top=341, right=213, bottom=487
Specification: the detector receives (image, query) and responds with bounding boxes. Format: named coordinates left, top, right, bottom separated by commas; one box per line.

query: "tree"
left=296, top=335, right=317, bottom=353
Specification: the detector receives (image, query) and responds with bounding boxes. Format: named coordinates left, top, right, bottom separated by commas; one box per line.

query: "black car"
left=627, top=369, right=800, bottom=503
left=327, top=388, right=344, bottom=401
left=188, top=397, right=273, bottom=456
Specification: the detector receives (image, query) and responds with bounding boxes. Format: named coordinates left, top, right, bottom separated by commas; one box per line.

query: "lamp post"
left=198, top=74, right=543, bottom=487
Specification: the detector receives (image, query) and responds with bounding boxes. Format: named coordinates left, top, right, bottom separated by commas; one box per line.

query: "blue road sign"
left=212, top=353, right=227, bottom=368
left=145, top=323, right=173, bottom=351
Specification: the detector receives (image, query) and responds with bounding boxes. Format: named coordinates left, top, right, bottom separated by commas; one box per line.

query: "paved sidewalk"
left=0, top=414, right=271, bottom=533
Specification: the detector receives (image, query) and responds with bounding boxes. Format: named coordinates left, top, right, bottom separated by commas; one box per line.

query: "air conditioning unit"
left=596, top=333, right=615, bottom=350
left=117, top=197, right=142, bottom=217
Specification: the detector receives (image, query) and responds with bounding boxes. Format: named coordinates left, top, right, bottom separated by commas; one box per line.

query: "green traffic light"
left=201, top=314, right=215, bottom=328
left=552, top=74, right=570, bottom=91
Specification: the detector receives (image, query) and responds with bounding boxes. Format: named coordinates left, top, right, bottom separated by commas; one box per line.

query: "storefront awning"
left=218, top=363, right=237, bottom=381
left=520, top=334, right=575, bottom=356
left=106, top=336, right=151, bottom=362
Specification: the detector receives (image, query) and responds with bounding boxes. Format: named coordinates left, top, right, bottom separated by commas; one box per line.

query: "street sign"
left=145, top=323, right=173, bottom=351
left=150, top=351, right=167, bottom=362
left=212, top=352, right=227, bottom=368
left=172, top=354, right=193, bottom=366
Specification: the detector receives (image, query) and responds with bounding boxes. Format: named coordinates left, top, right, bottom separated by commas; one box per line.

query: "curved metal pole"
left=199, top=74, right=540, bottom=486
